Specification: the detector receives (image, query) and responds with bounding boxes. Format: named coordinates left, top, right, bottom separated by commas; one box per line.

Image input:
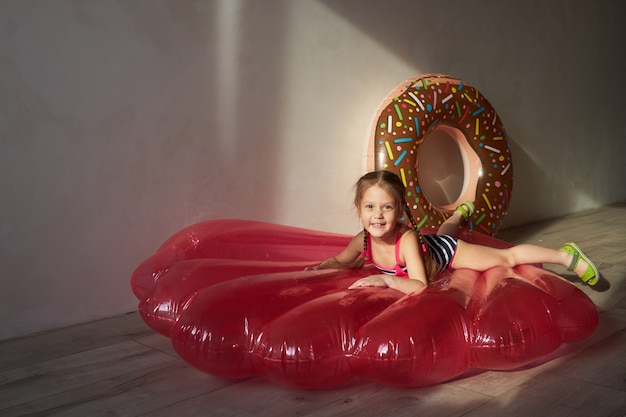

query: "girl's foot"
left=560, top=242, right=599, bottom=286
left=455, top=201, right=475, bottom=221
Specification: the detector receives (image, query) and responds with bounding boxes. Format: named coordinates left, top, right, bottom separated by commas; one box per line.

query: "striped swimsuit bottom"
left=421, top=234, right=458, bottom=274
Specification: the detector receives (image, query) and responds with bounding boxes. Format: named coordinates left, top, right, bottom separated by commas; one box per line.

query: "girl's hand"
left=304, top=265, right=321, bottom=271
left=348, top=275, right=390, bottom=289
left=349, top=274, right=427, bottom=294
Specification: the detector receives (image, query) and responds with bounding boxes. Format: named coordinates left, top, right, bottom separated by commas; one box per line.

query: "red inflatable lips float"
left=131, top=220, right=598, bottom=389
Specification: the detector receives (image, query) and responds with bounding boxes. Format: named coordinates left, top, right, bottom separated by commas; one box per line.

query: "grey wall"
left=1, top=0, right=624, bottom=340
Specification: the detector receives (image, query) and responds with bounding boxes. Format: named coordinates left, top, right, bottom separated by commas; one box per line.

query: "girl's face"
left=358, top=185, right=401, bottom=239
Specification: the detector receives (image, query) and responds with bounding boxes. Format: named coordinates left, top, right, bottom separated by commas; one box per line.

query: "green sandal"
left=560, top=242, right=599, bottom=286
left=455, top=201, right=475, bottom=221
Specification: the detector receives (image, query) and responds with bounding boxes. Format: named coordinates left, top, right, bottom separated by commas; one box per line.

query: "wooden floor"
left=1, top=204, right=625, bottom=417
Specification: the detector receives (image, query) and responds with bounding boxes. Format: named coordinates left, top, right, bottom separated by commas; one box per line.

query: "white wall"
left=1, top=0, right=624, bottom=340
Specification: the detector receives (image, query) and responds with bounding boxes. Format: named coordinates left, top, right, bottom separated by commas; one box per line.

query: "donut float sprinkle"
left=371, top=74, right=513, bottom=236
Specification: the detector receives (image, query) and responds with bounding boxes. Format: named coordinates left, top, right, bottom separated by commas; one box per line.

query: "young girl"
left=309, top=170, right=599, bottom=294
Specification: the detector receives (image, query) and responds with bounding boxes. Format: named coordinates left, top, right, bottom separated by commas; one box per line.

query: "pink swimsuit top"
left=363, top=228, right=409, bottom=278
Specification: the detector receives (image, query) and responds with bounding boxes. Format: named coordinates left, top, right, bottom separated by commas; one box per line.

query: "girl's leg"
left=451, top=240, right=591, bottom=278
left=438, top=202, right=474, bottom=237
left=437, top=211, right=465, bottom=237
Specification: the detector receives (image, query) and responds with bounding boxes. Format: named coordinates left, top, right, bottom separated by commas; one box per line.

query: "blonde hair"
left=353, top=171, right=437, bottom=281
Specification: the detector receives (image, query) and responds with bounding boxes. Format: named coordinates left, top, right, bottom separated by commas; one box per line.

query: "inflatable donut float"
left=132, top=220, right=598, bottom=389
left=368, top=74, right=513, bottom=235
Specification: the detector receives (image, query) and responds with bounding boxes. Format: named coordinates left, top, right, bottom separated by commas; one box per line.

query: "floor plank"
left=0, top=341, right=175, bottom=409
left=551, top=328, right=626, bottom=392
left=135, top=377, right=373, bottom=417
left=1, top=361, right=235, bottom=417
left=0, top=313, right=152, bottom=373
left=300, top=384, right=493, bottom=417
left=463, top=373, right=626, bottom=417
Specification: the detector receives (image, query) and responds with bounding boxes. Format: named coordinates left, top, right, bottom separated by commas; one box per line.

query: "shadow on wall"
left=319, top=0, right=626, bottom=226
left=0, top=0, right=295, bottom=340
left=112, top=0, right=292, bottom=227
left=504, top=136, right=579, bottom=226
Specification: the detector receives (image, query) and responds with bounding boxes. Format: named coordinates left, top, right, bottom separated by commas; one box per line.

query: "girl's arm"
left=348, top=274, right=426, bottom=294
left=400, top=229, right=429, bottom=288
left=306, top=232, right=365, bottom=270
